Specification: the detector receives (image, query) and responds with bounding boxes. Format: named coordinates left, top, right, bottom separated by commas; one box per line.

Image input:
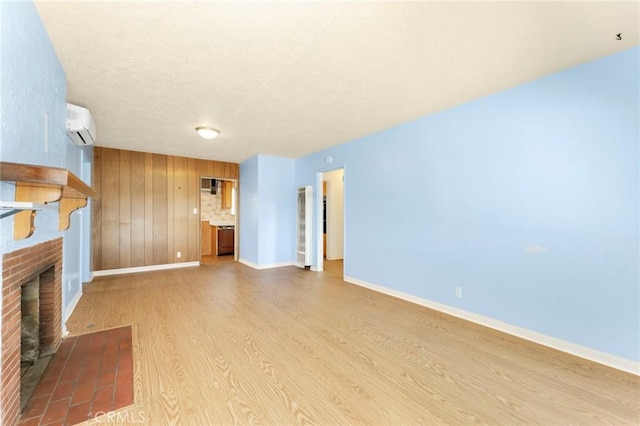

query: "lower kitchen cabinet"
left=201, top=221, right=211, bottom=256
left=217, top=227, right=234, bottom=255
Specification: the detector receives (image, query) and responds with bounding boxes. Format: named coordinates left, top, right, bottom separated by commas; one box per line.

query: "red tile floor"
left=20, top=326, right=134, bottom=426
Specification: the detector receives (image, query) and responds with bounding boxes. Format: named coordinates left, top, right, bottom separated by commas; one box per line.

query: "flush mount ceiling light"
left=196, top=126, right=220, bottom=140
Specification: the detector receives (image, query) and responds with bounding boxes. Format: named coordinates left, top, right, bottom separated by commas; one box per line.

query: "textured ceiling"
left=35, top=1, right=639, bottom=163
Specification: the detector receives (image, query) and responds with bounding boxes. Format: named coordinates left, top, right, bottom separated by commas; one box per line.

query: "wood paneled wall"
left=92, top=147, right=239, bottom=271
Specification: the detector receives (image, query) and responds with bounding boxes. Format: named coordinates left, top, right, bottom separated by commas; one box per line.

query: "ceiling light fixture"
left=196, top=126, right=220, bottom=140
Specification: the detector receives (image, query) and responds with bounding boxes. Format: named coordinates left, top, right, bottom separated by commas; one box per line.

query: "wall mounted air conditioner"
left=66, top=103, right=96, bottom=146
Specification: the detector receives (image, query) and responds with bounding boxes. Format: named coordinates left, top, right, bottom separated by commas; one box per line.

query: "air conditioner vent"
left=66, top=103, right=96, bottom=146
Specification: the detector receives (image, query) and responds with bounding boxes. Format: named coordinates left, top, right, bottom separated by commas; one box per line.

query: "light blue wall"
left=239, top=155, right=295, bottom=266
left=257, top=155, right=295, bottom=265
left=295, top=47, right=640, bottom=362
left=239, top=156, right=260, bottom=264
left=0, top=1, right=92, bottom=327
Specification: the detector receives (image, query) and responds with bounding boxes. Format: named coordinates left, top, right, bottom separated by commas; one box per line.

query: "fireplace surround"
left=1, top=238, right=63, bottom=425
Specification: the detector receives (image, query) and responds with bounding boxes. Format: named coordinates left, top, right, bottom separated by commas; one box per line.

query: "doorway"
left=200, top=177, right=237, bottom=265
left=316, top=168, right=345, bottom=276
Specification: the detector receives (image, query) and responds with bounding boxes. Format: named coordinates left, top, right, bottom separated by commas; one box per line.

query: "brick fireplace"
left=1, top=238, right=63, bottom=426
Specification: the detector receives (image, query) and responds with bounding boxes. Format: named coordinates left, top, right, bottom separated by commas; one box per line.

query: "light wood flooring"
left=67, top=260, right=639, bottom=425
left=200, top=254, right=235, bottom=266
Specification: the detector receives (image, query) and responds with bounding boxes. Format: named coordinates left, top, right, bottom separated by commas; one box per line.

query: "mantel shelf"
left=0, top=162, right=98, bottom=199
left=0, top=162, right=99, bottom=239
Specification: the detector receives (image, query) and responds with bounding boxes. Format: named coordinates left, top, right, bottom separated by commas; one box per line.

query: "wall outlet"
left=193, top=208, right=198, bottom=214
left=176, top=251, right=182, bottom=258
left=455, top=287, right=462, bottom=298
left=67, top=280, right=71, bottom=292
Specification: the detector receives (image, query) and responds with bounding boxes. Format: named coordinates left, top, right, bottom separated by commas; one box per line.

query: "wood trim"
left=119, top=150, right=132, bottom=268
left=0, top=162, right=98, bottom=199
left=92, top=147, right=103, bottom=271
left=1, top=162, right=98, bottom=240
left=13, top=185, right=61, bottom=239
left=187, top=158, right=198, bottom=261
left=130, top=151, right=146, bottom=266
left=152, top=153, right=168, bottom=265
left=101, top=149, right=120, bottom=270
left=58, top=198, right=87, bottom=231
left=143, top=153, right=154, bottom=266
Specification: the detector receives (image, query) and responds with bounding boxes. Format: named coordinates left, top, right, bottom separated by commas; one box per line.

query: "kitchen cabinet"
left=201, top=221, right=211, bottom=255
left=202, top=222, right=235, bottom=256
left=221, top=180, right=233, bottom=210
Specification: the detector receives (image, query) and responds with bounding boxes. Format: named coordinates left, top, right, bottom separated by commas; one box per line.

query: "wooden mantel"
left=0, top=162, right=98, bottom=239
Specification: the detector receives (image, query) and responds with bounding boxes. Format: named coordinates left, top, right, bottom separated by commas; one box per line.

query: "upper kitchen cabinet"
left=221, top=180, right=234, bottom=210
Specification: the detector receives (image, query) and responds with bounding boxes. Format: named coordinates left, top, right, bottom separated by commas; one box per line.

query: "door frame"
left=198, top=176, right=239, bottom=262
left=314, top=166, right=346, bottom=273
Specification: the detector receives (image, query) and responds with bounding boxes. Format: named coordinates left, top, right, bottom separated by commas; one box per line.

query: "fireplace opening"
left=19, top=268, right=55, bottom=412
left=2, top=238, right=63, bottom=425
left=21, top=276, right=40, bottom=363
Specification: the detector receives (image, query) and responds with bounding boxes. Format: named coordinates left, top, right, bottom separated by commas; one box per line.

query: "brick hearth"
left=2, top=238, right=63, bottom=426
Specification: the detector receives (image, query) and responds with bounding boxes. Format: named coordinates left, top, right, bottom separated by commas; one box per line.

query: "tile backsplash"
left=201, top=189, right=234, bottom=222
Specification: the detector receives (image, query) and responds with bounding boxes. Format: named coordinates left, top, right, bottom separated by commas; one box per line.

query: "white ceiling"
left=35, top=1, right=639, bottom=164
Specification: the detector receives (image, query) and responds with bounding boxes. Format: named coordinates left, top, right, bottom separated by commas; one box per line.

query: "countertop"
left=209, top=221, right=235, bottom=227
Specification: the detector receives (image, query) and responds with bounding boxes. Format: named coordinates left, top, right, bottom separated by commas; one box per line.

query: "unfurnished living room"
left=1, top=1, right=639, bottom=425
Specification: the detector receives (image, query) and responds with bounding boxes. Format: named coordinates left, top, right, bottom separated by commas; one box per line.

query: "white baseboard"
left=343, top=275, right=639, bottom=376
left=93, top=261, right=199, bottom=277
left=238, top=258, right=296, bottom=270
left=62, top=287, right=83, bottom=336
